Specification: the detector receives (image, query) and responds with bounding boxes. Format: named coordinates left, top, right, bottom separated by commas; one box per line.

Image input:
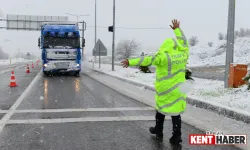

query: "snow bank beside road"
left=90, top=63, right=250, bottom=114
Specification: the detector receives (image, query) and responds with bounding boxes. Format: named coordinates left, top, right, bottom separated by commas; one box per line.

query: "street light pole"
left=111, top=0, right=116, bottom=71
left=18, top=49, right=20, bottom=58
left=82, top=21, right=86, bottom=60
left=224, top=0, right=235, bottom=88
left=94, top=0, right=97, bottom=64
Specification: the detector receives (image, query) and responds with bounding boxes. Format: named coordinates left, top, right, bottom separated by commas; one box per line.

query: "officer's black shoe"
left=150, top=111, right=165, bottom=139
left=170, top=115, right=182, bottom=145
left=169, top=133, right=182, bottom=145
left=149, top=127, right=163, bottom=139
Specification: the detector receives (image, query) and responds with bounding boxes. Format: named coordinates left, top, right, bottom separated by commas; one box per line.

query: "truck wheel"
left=43, top=72, right=49, bottom=77
left=75, top=72, right=80, bottom=77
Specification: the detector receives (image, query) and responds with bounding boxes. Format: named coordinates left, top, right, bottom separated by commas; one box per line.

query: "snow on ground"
left=87, top=63, right=250, bottom=113
left=188, top=37, right=250, bottom=67
left=0, top=58, right=31, bottom=65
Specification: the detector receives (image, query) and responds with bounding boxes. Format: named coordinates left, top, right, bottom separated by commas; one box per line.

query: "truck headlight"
left=44, top=64, right=48, bottom=67
left=76, top=64, right=80, bottom=67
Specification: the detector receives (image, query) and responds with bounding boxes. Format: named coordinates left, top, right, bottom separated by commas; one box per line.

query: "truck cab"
left=39, top=22, right=82, bottom=76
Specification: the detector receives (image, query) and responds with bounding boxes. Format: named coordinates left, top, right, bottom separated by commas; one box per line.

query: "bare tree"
left=115, top=39, right=140, bottom=60
left=188, top=36, right=199, bottom=47
left=235, top=30, right=239, bottom=37
left=224, top=34, right=227, bottom=40
left=239, top=28, right=246, bottom=37
left=0, top=47, right=9, bottom=59
left=234, top=30, right=239, bottom=39
left=245, top=28, right=250, bottom=37
left=208, top=42, right=213, bottom=47
left=218, top=33, right=224, bottom=40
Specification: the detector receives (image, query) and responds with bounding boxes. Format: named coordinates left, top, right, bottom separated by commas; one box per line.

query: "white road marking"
left=0, top=110, right=9, bottom=113
left=14, top=107, right=155, bottom=113
left=0, top=65, right=25, bottom=75
left=0, top=69, right=12, bottom=75
left=0, top=70, right=42, bottom=133
left=7, top=116, right=158, bottom=124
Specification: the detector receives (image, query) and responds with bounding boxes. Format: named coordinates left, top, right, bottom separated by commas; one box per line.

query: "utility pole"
left=82, top=22, right=84, bottom=59
left=94, top=0, right=97, bottom=64
left=111, top=0, right=116, bottom=71
left=224, top=0, right=235, bottom=88
left=82, top=21, right=86, bottom=60
left=18, top=49, right=20, bottom=58
left=99, top=41, right=101, bottom=68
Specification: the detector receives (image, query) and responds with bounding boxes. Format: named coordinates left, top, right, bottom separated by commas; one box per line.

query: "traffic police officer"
left=121, top=19, right=189, bottom=145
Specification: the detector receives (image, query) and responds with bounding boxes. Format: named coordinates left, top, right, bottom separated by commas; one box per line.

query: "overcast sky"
left=0, top=0, right=249, bottom=57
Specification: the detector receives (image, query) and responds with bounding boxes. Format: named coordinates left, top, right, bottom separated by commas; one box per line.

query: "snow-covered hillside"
left=86, top=37, right=250, bottom=67
left=188, top=37, right=250, bottom=66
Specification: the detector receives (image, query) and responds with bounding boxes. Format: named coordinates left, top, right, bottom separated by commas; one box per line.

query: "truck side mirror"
left=82, top=38, right=85, bottom=48
left=38, top=37, right=40, bottom=47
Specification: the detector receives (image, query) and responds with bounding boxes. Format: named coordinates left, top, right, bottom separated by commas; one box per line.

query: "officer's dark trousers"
left=155, top=111, right=181, bottom=135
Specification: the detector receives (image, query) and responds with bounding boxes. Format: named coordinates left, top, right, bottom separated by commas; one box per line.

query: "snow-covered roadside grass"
left=89, top=63, right=250, bottom=113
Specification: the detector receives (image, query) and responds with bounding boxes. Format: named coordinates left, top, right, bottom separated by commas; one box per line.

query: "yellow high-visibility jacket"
left=128, top=28, right=189, bottom=115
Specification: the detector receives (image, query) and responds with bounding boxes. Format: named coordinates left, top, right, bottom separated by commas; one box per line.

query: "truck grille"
left=55, top=62, right=70, bottom=69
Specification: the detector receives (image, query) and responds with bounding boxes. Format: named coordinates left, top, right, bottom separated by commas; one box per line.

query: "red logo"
left=189, top=134, right=247, bottom=145
left=189, top=134, right=215, bottom=145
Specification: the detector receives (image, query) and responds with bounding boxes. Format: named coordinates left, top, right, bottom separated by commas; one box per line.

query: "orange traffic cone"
left=26, top=64, right=30, bottom=73
left=9, top=71, right=17, bottom=87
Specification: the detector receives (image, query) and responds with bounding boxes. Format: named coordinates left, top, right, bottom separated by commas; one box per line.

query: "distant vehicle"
left=38, top=22, right=84, bottom=76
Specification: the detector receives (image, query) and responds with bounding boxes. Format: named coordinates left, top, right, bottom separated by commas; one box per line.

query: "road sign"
left=92, top=39, right=107, bottom=56
left=5, top=14, right=69, bottom=30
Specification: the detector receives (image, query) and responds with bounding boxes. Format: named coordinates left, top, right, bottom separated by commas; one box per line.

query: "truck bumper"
left=43, top=61, right=81, bottom=73
left=43, top=68, right=80, bottom=73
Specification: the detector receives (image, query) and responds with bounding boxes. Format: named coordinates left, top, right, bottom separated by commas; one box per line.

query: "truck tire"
left=43, top=72, right=49, bottom=77
left=75, top=71, right=80, bottom=77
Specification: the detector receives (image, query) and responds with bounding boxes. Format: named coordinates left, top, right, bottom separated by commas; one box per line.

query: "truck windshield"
left=46, top=49, right=77, bottom=60
left=43, top=37, right=80, bottom=49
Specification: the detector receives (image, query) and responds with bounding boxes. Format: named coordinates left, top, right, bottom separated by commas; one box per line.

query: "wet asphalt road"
left=0, top=64, right=39, bottom=110
left=0, top=67, right=241, bottom=149
left=0, top=62, right=27, bottom=72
